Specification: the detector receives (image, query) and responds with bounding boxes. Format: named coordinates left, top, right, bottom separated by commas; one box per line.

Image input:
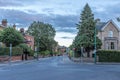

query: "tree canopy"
left=27, top=21, right=57, bottom=51
left=0, top=27, right=24, bottom=47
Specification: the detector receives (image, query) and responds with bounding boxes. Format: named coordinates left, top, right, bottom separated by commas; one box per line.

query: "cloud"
left=92, top=1, right=120, bottom=21
left=42, top=8, right=54, bottom=14
left=0, top=8, right=78, bottom=34
left=56, top=27, right=77, bottom=34
left=60, top=36, right=74, bottom=39
left=0, top=0, right=23, bottom=7
left=0, top=0, right=120, bottom=47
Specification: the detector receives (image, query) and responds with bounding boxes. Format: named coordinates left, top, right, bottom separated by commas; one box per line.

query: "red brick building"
left=20, top=28, right=34, bottom=50
left=24, top=34, right=34, bottom=50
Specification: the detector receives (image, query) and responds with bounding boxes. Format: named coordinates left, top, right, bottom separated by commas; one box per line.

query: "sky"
left=0, top=0, right=120, bottom=47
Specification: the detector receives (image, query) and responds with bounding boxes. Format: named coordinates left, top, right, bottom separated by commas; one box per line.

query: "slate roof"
left=0, top=24, right=7, bottom=28
left=96, top=20, right=120, bottom=31
left=96, top=22, right=107, bottom=31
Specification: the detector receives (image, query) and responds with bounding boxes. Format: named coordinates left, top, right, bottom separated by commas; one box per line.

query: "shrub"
left=40, top=50, right=50, bottom=56
left=53, top=52, right=59, bottom=56
left=0, top=47, right=23, bottom=56
left=17, top=43, right=34, bottom=56
left=97, top=50, right=120, bottom=62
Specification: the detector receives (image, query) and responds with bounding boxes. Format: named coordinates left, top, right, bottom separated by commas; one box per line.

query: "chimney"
left=95, top=18, right=100, bottom=23
left=13, top=24, right=16, bottom=29
left=2, top=19, right=7, bottom=27
left=20, top=28, right=25, bottom=35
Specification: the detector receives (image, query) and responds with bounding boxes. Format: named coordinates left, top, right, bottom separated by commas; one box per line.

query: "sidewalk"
left=70, top=57, right=94, bottom=63
left=70, top=57, right=120, bottom=65
left=0, top=56, right=53, bottom=67
left=0, top=59, right=41, bottom=67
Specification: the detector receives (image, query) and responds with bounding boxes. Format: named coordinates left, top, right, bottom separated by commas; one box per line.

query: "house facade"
left=0, top=19, right=8, bottom=47
left=0, top=19, right=7, bottom=30
left=20, top=28, right=34, bottom=50
left=24, top=34, right=34, bottom=50
left=0, top=19, right=34, bottom=50
left=97, top=20, right=120, bottom=50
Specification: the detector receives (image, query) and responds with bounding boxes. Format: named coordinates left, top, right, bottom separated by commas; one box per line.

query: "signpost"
left=73, top=48, right=75, bottom=58
left=81, top=46, right=83, bottom=63
left=9, top=43, right=12, bottom=65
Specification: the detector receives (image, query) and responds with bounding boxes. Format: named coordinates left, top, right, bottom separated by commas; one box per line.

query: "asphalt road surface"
left=0, top=55, right=120, bottom=80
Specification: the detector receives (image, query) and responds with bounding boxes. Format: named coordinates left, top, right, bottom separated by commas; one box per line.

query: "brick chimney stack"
left=13, top=24, right=16, bottom=29
left=95, top=18, right=100, bottom=23
left=20, top=28, right=25, bottom=35
left=2, top=19, right=7, bottom=27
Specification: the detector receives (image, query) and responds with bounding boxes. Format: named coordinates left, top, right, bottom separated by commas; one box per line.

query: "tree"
left=27, top=21, right=57, bottom=52
left=0, top=27, right=24, bottom=47
left=73, top=3, right=102, bottom=57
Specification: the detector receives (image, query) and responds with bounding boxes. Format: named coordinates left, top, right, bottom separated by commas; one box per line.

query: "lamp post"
left=94, top=25, right=97, bottom=64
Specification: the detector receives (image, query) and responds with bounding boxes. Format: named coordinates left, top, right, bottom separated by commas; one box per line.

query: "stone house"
left=97, top=19, right=120, bottom=50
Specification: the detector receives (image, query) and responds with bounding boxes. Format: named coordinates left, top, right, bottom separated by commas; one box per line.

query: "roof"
left=0, top=24, right=5, bottom=28
left=96, top=20, right=120, bottom=32
left=96, top=22, right=106, bottom=31
left=24, top=34, right=34, bottom=39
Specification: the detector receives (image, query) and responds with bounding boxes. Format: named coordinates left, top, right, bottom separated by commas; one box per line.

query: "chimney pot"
left=13, top=24, right=16, bottom=29
left=2, top=19, right=7, bottom=27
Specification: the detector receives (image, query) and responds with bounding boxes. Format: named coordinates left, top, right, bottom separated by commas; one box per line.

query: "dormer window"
left=108, top=31, right=113, bottom=37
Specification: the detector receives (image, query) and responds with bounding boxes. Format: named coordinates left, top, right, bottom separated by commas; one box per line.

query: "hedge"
left=97, top=50, right=120, bottom=62
left=39, top=50, right=50, bottom=56
left=0, top=47, right=23, bottom=56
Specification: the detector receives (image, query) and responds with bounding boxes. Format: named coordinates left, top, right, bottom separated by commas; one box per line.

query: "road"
left=0, top=55, right=120, bottom=80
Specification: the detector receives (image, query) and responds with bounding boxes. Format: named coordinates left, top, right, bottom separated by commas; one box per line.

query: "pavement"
left=70, top=57, right=120, bottom=65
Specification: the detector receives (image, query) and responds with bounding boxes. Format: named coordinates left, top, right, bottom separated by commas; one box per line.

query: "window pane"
left=111, top=42, right=114, bottom=49
left=108, top=31, right=113, bottom=37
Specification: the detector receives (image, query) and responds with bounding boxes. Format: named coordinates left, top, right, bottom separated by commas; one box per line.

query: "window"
left=106, top=43, right=109, bottom=50
left=108, top=31, right=113, bottom=37
left=111, top=42, right=114, bottom=49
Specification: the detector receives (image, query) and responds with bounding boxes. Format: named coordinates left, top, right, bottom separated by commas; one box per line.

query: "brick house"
left=0, top=19, right=8, bottom=47
left=97, top=19, right=120, bottom=50
left=24, top=34, right=34, bottom=50
left=0, top=19, right=34, bottom=50
left=0, top=19, right=7, bottom=30
left=20, top=28, right=34, bottom=50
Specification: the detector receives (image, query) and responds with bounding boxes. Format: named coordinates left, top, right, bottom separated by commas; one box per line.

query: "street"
left=0, top=55, right=120, bottom=80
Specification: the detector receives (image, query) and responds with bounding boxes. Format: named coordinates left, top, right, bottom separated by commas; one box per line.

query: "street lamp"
left=94, top=25, right=97, bottom=64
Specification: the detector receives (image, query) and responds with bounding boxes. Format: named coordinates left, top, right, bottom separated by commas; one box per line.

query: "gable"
left=101, top=20, right=120, bottom=32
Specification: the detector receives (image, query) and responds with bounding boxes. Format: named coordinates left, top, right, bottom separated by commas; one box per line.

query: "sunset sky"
left=0, top=0, right=120, bottom=46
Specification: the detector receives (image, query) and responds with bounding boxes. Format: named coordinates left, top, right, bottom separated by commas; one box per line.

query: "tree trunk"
left=85, top=47, right=90, bottom=57
left=87, top=51, right=90, bottom=57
